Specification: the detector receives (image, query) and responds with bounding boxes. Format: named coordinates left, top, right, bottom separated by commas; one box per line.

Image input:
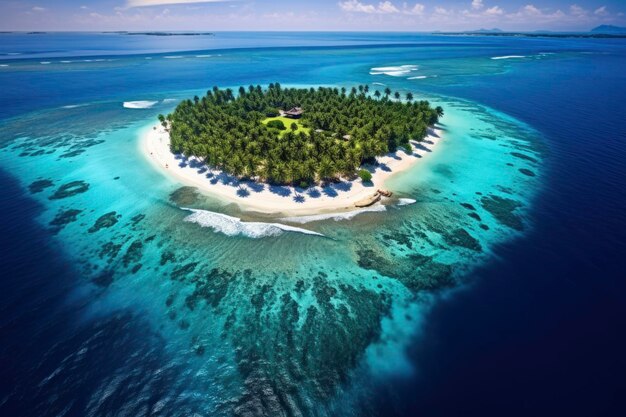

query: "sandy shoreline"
left=140, top=123, right=443, bottom=216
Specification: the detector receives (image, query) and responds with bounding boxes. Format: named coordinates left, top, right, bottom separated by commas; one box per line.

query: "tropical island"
left=144, top=83, right=444, bottom=215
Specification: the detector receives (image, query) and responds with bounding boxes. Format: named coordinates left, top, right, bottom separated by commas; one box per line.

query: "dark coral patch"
left=99, top=241, right=122, bottom=261
left=357, top=248, right=454, bottom=293
left=443, top=228, right=482, bottom=252
left=511, top=152, right=537, bottom=163
left=88, top=211, right=120, bottom=233
left=49, top=209, right=82, bottom=234
left=468, top=212, right=482, bottom=221
left=59, top=149, right=85, bottom=158
left=92, top=270, right=114, bottom=287
left=481, top=195, right=524, bottom=231
left=519, top=168, right=536, bottom=177
left=169, top=186, right=200, bottom=206
left=29, top=179, right=54, bottom=193
left=122, top=240, right=143, bottom=267
left=171, top=262, right=198, bottom=281
left=49, top=180, right=89, bottom=200
left=160, top=250, right=176, bottom=266
left=130, top=214, right=145, bottom=227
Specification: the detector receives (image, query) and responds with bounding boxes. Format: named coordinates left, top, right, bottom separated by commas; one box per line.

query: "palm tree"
left=374, top=90, right=381, bottom=99
left=436, top=106, right=444, bottom=118
left=394, top=92, right=401, bottom=101
left=406, top=92, right=414, bottom=102
left=384, top=87, right=391, bottom=97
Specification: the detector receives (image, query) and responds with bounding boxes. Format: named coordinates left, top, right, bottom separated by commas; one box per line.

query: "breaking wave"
left=370, top=64, right=419, bottom=76
left=183, top=208, right=324, bottom=238
left=397, top=198, right=416, bottom=206
left=123, top=100, right=158, bottom=109
left=491, top=55, right=526, bottom=60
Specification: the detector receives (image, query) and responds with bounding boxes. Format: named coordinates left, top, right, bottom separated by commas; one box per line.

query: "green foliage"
left=167, top=83, right=439, bottom=185
left=265, top=107, right=280, bottom=117
left=266, top=119, right=286, bottom=130
left=358, top=169, right=372, bottom=182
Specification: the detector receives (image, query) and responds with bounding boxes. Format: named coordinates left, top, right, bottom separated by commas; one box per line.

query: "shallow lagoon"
left=0, top=85, right=542, bottom=415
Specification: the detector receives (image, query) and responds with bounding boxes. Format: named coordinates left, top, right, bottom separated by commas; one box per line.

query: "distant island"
left=437, top=27, right=626, bottom=38
left=590, top=25, right=626, bottom=34
left=102, top=31, right=214, bottom=36
left=143, top=84, right=444, bottom=214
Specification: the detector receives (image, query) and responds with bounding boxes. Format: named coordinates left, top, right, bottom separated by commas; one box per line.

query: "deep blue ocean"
left=1, top=32, right=625, bottom=417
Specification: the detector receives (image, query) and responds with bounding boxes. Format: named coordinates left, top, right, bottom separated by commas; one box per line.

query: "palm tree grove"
left=165, top=83, right=443, bottom=186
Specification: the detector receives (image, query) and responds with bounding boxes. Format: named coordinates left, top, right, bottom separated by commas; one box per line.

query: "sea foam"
left=123, top=100, right=158, bottom=109
left=370, top=64, right=419, bottom=76
left=183, top=208, right=324, bottom=238
left=280, top=204, right=386, bottom=224
left=491, top=55, right=526, bottom=60
left=397, top=198, right=416, bottom=206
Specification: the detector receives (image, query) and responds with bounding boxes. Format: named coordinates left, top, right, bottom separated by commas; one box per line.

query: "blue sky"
left=1, top=0, right=624, bottom=31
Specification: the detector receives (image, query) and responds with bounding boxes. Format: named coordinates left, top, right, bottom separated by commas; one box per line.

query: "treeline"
left=165, top=83, right=443, bottom=185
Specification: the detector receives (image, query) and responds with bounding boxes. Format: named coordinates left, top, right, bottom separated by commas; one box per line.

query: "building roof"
left=285, top=107, right=303, bottom=116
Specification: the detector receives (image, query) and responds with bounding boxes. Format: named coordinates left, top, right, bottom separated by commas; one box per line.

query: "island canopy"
left=166, top=83, right=443, bottom=185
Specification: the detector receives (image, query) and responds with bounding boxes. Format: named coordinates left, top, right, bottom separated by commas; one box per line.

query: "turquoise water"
left=3, top=33, right=624, bottom=416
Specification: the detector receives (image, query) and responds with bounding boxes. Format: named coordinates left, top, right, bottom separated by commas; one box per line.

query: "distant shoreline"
left=141, top=123, right=443, bottom=217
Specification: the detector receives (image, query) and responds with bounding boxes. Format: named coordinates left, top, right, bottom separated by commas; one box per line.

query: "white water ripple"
left=123, top=100, right=158, bottom=109
left=182, top=208, right=324, bottom=238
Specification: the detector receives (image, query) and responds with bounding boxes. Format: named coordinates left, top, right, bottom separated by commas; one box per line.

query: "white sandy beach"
left=140, top=123, right=443, bottom=216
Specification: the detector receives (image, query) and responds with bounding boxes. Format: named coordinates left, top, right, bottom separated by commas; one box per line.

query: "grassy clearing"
left=262, top=116, right=310, bottom=137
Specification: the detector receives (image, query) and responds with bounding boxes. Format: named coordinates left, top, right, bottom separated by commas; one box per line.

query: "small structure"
left=355, top=192, right=381, bottom=208
left=354, top=189, right=393, bottom=208
left=284, top=107, right=303, bottom=119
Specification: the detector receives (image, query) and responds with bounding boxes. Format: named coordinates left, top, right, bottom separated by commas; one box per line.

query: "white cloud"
left=80, top=6, right=88, bottom=10
left=472, top=0, right=484, bottom=11
left=338, top=0, right=402, bottom=14
left=569, top=5, right=587, bottom=17
left=522, top=4, right=541, bottom=16
left=594, top=6, right=608, bottom=16
left=32, top=6, right=46, bottom=12
left=378, top=1, right=399, bottom=14
left=126, top=0, right=228, bottom=7
left=434, top=6, right=450, bottom=15
left=485, top=6, right=503, bottom=16
left=405, top=3, right=425, bottom=16
left=339, top=0, right=376, bottom=13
